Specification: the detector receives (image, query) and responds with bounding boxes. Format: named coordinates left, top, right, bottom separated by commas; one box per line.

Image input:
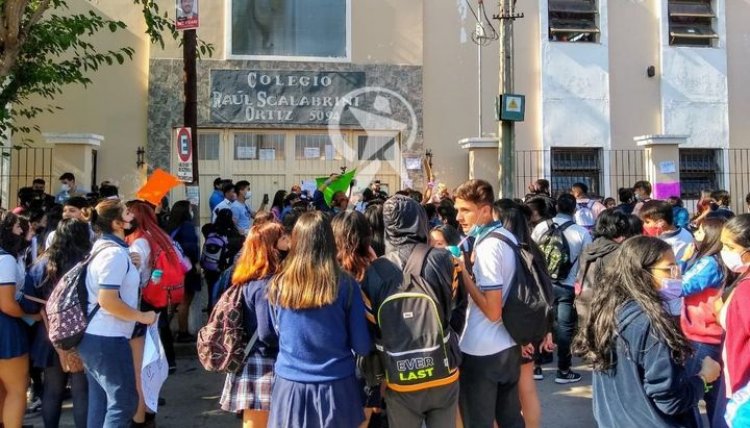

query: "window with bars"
left=357, top=136, right=396, bottom=161
left=668, top=0, right=718, bottom=47
left=198, top=133, right=220, bottom=161
left=550, top=148, right=602, bottom=197
left=548, top=0, right=599, bottom=43
left=680, top=149, right=722, bottom=199
left=233, top=133, right=285, bottom=160
left=294, top=134, right=342, bottom=161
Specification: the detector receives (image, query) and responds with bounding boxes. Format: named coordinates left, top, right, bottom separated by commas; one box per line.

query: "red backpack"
left=142, top=242, right=189, bottom=308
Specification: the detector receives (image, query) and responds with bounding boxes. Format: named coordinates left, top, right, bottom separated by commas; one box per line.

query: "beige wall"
left=726, top=1, right=750, bottom=149
left=607, top=0, right=661, bottom=149
left=13, top=0, right=150, bottom=197
left=423, top=2, right=541, bottom=192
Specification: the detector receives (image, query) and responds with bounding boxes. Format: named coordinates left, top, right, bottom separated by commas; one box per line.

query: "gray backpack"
left=376, top=245, right=456, bottom=391
left=46, top=244, right=117, bottom=350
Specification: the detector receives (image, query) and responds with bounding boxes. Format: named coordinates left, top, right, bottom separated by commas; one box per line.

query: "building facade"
left=7, top=0, right=750, bottom=214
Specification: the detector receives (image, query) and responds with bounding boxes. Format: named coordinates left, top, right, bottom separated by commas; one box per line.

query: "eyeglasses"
left=651, top=264, right=681, bottom=278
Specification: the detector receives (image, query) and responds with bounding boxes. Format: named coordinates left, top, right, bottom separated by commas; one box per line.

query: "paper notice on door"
left=659, top=161, right=677, bottom=174
left=325, top=145, right=335, bottom=160
left=236, top=145, right=256, bottom=159
left=405, top=157, right=422, bottom=171
left=259, top=149, right=276, bottom=161
left=304, top=147, right=321, bottom=159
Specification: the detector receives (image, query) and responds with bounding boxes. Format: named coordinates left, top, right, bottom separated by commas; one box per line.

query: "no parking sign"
left=175, top=127, right=193, bottom=182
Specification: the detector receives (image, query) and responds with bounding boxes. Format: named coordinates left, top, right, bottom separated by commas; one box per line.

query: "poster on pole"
left=175, top=127, right=194, bottom=182
left=142, top=316, right=169, bottom=413
left=176, top=0, right=199, bottom=30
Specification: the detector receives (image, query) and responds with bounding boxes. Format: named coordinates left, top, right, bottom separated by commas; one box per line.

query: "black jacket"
left=575, top=237, right=620, bottom=322
left=360, top=195, right=457, bottom=330
left=593, top=300, right=703, bottom=428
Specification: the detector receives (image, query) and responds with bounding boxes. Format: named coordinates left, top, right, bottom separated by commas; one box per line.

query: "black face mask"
left=34, top=226, right=45, bottom=236
left=3, top=233, right=28, bottom=255
left=279, top=250, right=289, bottom=261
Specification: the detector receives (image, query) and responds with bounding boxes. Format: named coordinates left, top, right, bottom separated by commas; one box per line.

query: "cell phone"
left=262, top=193, right=269, bottom=204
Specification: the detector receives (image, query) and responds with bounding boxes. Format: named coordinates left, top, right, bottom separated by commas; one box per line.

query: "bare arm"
left=0, top=285, right=25, bottom=318
left=98, top=289, right=156, bottom=325
left=459, top=267, right=502, bottom=322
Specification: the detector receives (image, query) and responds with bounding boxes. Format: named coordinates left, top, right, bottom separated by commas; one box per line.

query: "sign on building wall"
left=210, top=70, right=366, bottom=125
left=175, top=127, right=193, bottom=182
left=176, top=0, right=199, bottom=30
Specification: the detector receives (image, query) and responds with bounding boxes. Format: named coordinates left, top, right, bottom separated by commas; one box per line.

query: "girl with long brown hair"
left=574, top=236, right=720, bottom=427
left=267, top=211, right=371, bottom=428
left=220, top=222, right=289, bottom=428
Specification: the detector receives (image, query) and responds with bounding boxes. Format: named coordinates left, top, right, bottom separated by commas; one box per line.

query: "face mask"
left=721, top=248, right=749, bottom=273
left=60, top=184, right=70, bottom=192
left=246, top=191, right=252, bottom=201
left=643, top=226, right=661, bottom=238
left=279, top=250, right=289, bottom=261
left=658, top=278, right=683, bottom=301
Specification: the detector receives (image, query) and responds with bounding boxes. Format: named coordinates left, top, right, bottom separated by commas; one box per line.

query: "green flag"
left=315, top=169, right=357, bottom=206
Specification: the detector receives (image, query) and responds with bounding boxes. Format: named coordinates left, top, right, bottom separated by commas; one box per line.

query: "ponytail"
left=90, top=199, right=125, bottom=234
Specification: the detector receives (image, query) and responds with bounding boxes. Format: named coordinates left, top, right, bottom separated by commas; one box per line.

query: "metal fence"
left=0, top=146, right=54, bottom=210
left=514, top=148, right=750, bottom=216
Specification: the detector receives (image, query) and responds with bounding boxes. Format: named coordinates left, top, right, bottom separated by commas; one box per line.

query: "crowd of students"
left=1, top=171, right=750, bottom=427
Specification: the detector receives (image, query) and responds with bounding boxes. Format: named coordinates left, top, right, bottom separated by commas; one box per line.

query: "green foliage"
left=0, top=0, right=214, bottom=144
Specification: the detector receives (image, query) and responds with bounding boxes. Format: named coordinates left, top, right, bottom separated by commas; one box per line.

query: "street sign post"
left=175, top=127, right=193, bottom=182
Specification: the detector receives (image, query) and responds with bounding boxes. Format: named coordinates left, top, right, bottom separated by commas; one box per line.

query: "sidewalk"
left=25, top=355, right=597, bottom=427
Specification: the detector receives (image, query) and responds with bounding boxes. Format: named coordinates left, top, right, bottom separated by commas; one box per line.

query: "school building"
left=4, top=0, right=750, bottom=216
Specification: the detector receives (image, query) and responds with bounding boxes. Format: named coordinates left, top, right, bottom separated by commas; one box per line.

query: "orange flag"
left=136, top=169, right=182, bottom=206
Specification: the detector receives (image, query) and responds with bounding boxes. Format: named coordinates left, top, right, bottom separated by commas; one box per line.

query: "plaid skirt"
left=220, top=354, right=275, bottom=412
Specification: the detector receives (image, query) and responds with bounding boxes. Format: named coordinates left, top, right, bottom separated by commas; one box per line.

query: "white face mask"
left=721, top=248, right=749, bottom=273
left=60, top=183, right=70, bottom=192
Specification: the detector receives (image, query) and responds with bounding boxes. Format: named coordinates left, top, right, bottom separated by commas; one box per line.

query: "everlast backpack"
left=200, top=232, right=228, bottom=272
left=376, top=244, right=457, bottom=392
left=197, top=282, right=257, bottom=373
left=537, top=220, right=576, bottom=282
left=47, top=244, right=118, bottom=350
left=142, top=242, right=188, bottom=308
left=488, top=232, right=555, bottom=345
left=574, top=200, right=597, bottom=229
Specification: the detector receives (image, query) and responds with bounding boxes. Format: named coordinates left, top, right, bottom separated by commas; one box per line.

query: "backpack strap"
left=558, top=221, right=576, bottom=232
left=486, top=231, right=520, bottom=305
left=403, top=244, right=431, bottom=280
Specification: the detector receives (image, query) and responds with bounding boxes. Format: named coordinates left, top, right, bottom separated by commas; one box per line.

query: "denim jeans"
left=684, top=340, right=722, bottom=426
left=43, top=356, right=88, bottom=428
left=554, top=284, right=577, bottom=372
left=78, top=334, right=138, bottom=428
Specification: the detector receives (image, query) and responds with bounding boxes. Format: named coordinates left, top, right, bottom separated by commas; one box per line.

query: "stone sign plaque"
left=210, top=70, right=366, bottom=125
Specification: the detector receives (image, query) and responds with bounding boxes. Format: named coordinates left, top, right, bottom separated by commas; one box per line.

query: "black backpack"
left=375, top=244, right=457, bottom=391
left=488, top=232, right=555, bottom=345
left=537, top=220, right=576, bottom=282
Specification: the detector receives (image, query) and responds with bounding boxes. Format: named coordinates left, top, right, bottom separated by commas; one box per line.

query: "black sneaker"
left=533, top=366, right=544, bottom=381
left=555, top=370, right=582, bottom=384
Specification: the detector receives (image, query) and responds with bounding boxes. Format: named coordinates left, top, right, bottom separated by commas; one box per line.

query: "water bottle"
left=150, top=269, right=163, bottom=285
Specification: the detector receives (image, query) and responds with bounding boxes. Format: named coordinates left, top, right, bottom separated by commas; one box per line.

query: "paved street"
left=25, top=352, right=597, bottom=428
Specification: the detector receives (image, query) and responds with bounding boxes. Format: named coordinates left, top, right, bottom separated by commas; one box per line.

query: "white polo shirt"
left=459, top=225, right=517, bottom=356
left=0, top=252, right=25, bottom=295
left=85, top=236, right=140, bottom=338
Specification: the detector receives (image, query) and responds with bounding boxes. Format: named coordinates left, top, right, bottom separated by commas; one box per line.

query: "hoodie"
left=593, top=300, right=704, bottom=428
left=574, top=237, right=620, bottom=322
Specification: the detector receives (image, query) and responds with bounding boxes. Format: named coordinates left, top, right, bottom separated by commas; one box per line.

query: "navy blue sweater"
left=272, top=274, right=371, bottom=382
left=593, top=300, right=704, bottom=428
left=241, top=278, right=278, bottom=358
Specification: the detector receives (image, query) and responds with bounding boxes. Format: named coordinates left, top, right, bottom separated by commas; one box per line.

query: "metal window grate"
left=234, top=133, right=285, bottom=160
left=198, top=133, right=220, bottom=161
left=357, top=136, right=396, bottom=162
left=550, top=148, right=602, bottom=197
left=668, top=0, right=717, bottom=46
left=679, top=149, right=721, bottom=199
left=549, top=0, right=599, bottom=42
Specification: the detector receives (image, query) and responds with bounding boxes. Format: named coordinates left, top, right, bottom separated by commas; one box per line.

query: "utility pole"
left=494, top=0, right=523, bottom=198
left=184, top=29, right=199, bottom=227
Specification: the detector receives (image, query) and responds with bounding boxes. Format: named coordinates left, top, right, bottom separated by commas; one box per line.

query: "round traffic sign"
left=177, top=128, right=192, bottom=163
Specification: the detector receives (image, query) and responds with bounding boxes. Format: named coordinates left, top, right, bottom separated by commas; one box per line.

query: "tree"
left=0, top=0, right=213, bottom=141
